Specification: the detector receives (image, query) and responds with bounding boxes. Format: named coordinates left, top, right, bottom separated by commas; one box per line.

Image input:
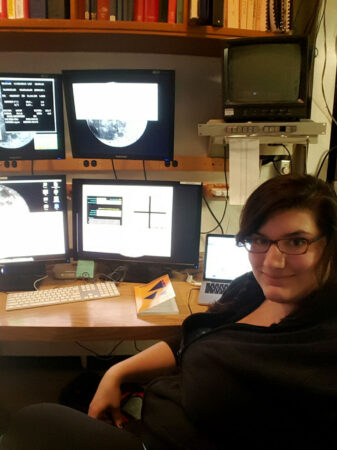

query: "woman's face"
left=248, top=209, right=326, bottom=306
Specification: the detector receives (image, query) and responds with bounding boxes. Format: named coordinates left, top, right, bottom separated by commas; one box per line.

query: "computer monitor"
left=222, top=36, right=311, bottom=122
left=72, top=179, right=202, bottom=282
left=0, top=175, right=69, bottom=291
left=62, top=69, right=175, bottom=161
left=0, top=73, right=65, bottom=161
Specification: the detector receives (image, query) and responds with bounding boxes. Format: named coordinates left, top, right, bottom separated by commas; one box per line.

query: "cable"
left=319, top=0, right=337, bottom=127
left=316, top=146, right=337, bottom=178
left=187, top=288, right=200, bottom=315
left=142, top=160, right=147, bottom=180
left=133, top=339, right=142, bottom=352
left=75, top=339, right=124, bottom=360
left=33, top=274, right=48, bottom=290
left=201, top=147, right=229, bottom=235
left=111, top=159, right=118, bottom=179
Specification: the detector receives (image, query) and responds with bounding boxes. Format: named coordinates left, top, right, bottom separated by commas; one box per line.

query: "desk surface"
left=0, top=279, right=205, bottom=342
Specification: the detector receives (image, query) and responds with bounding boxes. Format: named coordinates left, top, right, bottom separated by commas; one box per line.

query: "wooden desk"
left=0, top=279, right=205, bottom=342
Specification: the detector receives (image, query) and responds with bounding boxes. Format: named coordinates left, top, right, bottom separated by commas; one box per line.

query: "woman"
left=2, top=174, right=337, bottom=450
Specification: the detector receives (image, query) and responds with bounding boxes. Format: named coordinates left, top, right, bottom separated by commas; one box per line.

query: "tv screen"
left=0, top=73, right=65, bottom=160
left=223, top=36, right=311, bottom=122
left=72, top=179, right=202, bottom=282
left=63, top=69, right=175, bottom=161
left=0, top=175, right=69, bottom=290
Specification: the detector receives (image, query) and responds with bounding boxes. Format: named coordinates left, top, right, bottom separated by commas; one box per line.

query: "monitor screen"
left=228, top=43, right=302, bottom=103
left=222, top=36, right=310, bottom=121
left=63, top=69, right=175, bottom=161
left=72, top=179, right=202, bottom=281
left=0, top=73, right=65, bottom=160
left=0, top=175, right=69, bottom=265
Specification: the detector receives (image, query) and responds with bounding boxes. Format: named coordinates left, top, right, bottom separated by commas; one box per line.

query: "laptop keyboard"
left=205, top=282, right=228, bottom=295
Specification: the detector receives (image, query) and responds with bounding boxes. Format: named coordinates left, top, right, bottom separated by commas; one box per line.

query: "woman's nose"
left=263, top=243, right=286, bottom=268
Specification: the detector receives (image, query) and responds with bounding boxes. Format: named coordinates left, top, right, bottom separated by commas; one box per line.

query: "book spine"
left=227, top=0, right=239, bottom=28
left=144, top=0, right=159, bottom=22
left=77, top=0, right=85, bottom=18
left=212, top=0, right=224, bottom=27
left=7, top=0, right=16, bottom=18
left=90, top=0, right=97, bottom=19
left=116, top=0, right=122, bottom=20
left=0, top=0, right=8, bottom=17
left=158, top=0, right=168, bottom=22
left=133, top=0, right=144, bottom=21
left=109, top=0, right=116, bottom=20
left=176, top=0, right=183, bottom=23
left=198, top=0, right=211, bottom=25
left=246, top=0, right=255, bottom=29
left=47, top=0, right=70, bottom=18
left=16, top=0, right=29, bottom=17
left=189, top=0, right=199, bottom=23
left=97, top=0, right=109, bottom=19
left=167, top=0, right=176, bottom=23
left=239, top=0, right=247, bottom=29
left=85, top=0, right=90, bottom=18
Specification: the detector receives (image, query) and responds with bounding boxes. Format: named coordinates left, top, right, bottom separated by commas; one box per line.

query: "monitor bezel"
left=222, top=35, right=311, bottom=122
left=62, top=69, right=175, bottom=162
left=72, top=178, right=202, bottom=268
left=0, top=174, right=70, bottom=265
left=0, top=73, right=65, bottom=161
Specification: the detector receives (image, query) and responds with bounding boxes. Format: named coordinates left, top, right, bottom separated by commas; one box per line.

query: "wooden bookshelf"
left=0, top=0, right=281, bottom=57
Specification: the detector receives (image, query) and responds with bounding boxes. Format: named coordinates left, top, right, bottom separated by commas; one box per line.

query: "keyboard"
left=6, top=281, right=120, bottom=311
left=205, top=282, right=229, bottom=295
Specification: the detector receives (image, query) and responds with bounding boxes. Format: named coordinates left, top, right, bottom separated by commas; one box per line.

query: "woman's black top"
left=140, top=273, right=337, bottom=450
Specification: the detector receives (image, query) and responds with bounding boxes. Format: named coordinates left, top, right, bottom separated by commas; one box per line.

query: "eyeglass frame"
left=238, top=234, right=325, bottom=255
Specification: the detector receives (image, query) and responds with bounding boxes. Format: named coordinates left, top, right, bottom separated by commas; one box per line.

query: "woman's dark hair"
left=236, top=174, right=337, bottom=284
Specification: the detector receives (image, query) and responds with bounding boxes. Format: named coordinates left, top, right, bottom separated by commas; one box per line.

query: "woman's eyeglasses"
left=238, top=235, right=324, bottom=255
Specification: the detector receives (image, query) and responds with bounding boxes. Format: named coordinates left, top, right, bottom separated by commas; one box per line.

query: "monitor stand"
left=0, top=262, right=46, bottom=292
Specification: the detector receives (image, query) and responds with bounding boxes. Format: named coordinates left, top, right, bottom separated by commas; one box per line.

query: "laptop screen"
left=204, top=234, right=252, bottom=281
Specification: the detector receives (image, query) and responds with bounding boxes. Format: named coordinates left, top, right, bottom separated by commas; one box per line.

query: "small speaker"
left=53, top=263, right=77, bottom=280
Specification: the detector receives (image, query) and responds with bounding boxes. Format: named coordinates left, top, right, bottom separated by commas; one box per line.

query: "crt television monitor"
left=72, top=179, right=202, bottom=282
left=222, top=36, right=311, bottom=122
left=62, top=69, right=175, bottom=161
left=0, top=73, right=65, bottom=161
left=0, top=175, right=69, bottom=291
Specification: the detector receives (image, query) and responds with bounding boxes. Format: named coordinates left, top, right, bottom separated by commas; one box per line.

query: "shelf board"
left=0, top=156, right=226, bottom=174
left=0, top=19, right=280, bottom=56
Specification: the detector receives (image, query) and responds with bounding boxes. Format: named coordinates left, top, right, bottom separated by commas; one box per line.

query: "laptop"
left=197, top=234, right=252, bottom=305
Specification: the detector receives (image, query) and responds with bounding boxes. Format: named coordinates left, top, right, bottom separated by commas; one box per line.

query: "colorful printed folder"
left=134, top=274, right=179, bottom=315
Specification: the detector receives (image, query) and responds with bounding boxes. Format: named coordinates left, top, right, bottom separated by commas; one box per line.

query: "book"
left=0, top=0, right=8, bottom=17
left=109, top=0, right=116, bottom=20
left=189, top=0, right=199, bottom=23
left=176, top=0, right=183, bottom=22
left=47, top=0, right=70, bottom=18
left=116, top=0, right=122, bottom=20
left=97, top=0, right=109, bottom=19
left=227, top=0, right=239, bottom=28
left=158, top=0, right=168, bottom=22
left=254, top=0, right=268, bottom=30
left=90, top=0, right=97, bottom=19
left=167, top=0, right=176, bottom=23
left=133, top=0, right=144, bottom=20
left=134, top=274, right=179, bottom=315
left=144, top=0, right=159, bottom=22
left=211, top=0, right=224, bottom=27
left=77, top=0, right=86, bottom=18
left=246, top=0, right=255, bottom=29
left=7, top=0, right=15, bottom=18
left=122, top=0, right=133, bottom=20
left=16, top=0, right=29, bottom=18
left=85, top=0, right=90, bottom=19
left=239, top=0, right=248, bottom=29
left=198, top=0, right=211, bottom=25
